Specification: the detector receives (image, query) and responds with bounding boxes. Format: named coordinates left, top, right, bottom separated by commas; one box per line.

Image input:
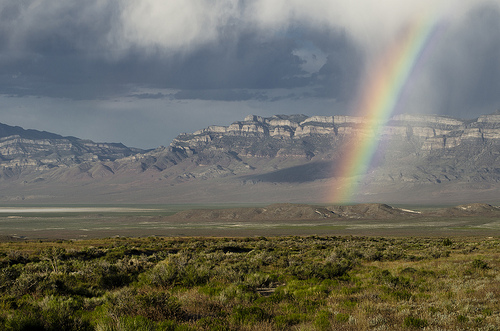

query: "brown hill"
left=430, top=203, right=500, bottom=217
left=326, top=203, right=420, bottom=219
left=170, top=203, right=339, bottom=221
left=168, top=202, right=500, bottom=222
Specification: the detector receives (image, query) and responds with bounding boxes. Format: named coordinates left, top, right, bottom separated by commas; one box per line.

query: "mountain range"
left=1, top=111, right=500, bottom=205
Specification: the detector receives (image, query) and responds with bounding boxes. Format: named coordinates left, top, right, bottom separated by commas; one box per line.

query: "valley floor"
left=1, top=204, right=500, bottom=240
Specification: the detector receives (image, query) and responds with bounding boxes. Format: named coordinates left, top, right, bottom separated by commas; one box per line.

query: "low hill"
left=171, top=203, right=340, bottom=221
left=167, top=203, right=500, bottom=222
left=429, top=203, right=500, bottom=217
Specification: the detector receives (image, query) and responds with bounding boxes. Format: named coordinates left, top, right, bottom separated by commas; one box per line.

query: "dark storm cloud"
left=0, top=1, right=116, bottom=57
left=174, top=90, right=269, bottom=102
left=135, top=31, right=308, bottom=90
left=395, top=1, right=500, bottom=119
left=129, top=89, right=269, bottom=102
left=2, top=0, right=500, bottom=149
left=0, top=1, right=124, bottom=99
left=0, top=1, right=363, bottom=101
left=155, top=29, right=362, bottom=96
left=311, top=38, right=365, bottom=101
left=0, top=0, right=499, bottom=121
left=434, top=4, right=500, bottom=117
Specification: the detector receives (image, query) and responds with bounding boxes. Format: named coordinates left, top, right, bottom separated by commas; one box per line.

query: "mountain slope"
left=1, top=112, right=500, bottom=204
left=0, top=122, right=145, bottom=180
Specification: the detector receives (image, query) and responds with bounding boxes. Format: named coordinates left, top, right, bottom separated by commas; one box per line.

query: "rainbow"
left=329, top=14, right=447, bottom=203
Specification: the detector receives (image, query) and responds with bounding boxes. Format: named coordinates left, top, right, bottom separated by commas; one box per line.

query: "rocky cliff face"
left=170, top=112, right=500, bottom=155
left=1, top=112, right=500, bottom=204
left=0, top=123, right=144, bottom=179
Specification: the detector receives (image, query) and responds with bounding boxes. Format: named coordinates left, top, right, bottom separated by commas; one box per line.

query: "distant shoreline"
left=0, top=207, right=159, bottom=213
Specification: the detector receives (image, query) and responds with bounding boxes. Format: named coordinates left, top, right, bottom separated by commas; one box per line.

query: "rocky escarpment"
left=3, top=112, right=499, bottom=183
left=161, top=112, right=500, bottom=189
left=171, top=113, right=500, bottom=157
left=1, top=112, right=500, bottom=204
left=0, top=123, right=144, bottom=179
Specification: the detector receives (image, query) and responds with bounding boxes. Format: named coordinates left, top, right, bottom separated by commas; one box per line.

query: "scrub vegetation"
left=0, top=235, right=499, bottom=330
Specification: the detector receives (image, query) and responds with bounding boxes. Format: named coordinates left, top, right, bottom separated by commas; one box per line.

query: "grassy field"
left=0, top=235, right=499, bottom=330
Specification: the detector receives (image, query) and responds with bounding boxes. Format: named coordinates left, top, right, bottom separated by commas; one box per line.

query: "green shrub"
left=0, top=266, right=21, bottom=294
left=98, top=271, right=131, bottom=289
left=104, top=288, right=183, bottom=322
left=290, top=260, right=352, bottom=280
left=314, top=310, right=331, bottom=330
left=4, top=296, right=91, bottom=331
left=274, top=313, right=307, bottom=328
left=442, top=238, right=453, bottom=246
left=364, top=249, right=383, bottom=261
left=241, top=272, right=271, bottom=290
left=327, top=248, right=363, bottom=262
left=118, top=315, right=156, bottom=331
left=335, top=313, right=349, bottom=323
left=319, top=260, right=352, bottom=279
left=180, top=264, right=210, bottom=287
left=483, top=308, right=493, bottom=316
left=400, top=267, right=417, bottom=275
left=135, top=291, right=183, bottom=321
left=196, top=317, right=230, bottom=331
left=1, top=236, right=499, bottom=331
left=155, top=320, right=178, bottom=331
left=104, top=249, right=127, bottom=262
left=403, top=316, right=428, bottom=328
left=199, top=284, right=224, bottom=297
left=268, top=287, right=294, bottom=304
left=11, top=273, right=43, bottom=296
left=391, top=290, right=413, bottom=301
left=471, top=259, right=489, bottom=269
left=7, top=251, right=29, bottom=265
left=232, top=306, right=270, bottom=325
left=141, top=261, right=178, bottom=287
left=342, top=300, right=357, bottom=309
left=4, top=310, right=44, bottom=331
left=457, top=315, right=468, bottom=323
left=377, top=270, right=412, bottom=290
left=141, top=257, right=210, bottom=288
left=39, top=295, right=91, bottom=331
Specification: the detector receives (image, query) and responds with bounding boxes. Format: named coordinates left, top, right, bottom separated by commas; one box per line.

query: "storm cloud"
left=0, top=0, right=499, bottom=147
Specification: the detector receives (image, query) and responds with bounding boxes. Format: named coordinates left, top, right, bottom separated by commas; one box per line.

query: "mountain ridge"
left=1, top=112, right=500, bottom=204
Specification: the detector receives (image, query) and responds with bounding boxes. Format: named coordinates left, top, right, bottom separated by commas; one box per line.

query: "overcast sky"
left=1, top=0, right=499, bottom=148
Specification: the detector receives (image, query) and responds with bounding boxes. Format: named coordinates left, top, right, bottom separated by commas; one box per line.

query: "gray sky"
left=1, top=0, right=499, bottom=148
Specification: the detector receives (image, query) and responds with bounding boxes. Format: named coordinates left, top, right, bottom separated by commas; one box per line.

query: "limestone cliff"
left=0, top=123, right=144, bottom=179
left=161, top=113, right=500, bottom=195
left=1, top=112, right=500, bottom=204
left=170, top=113, right=499, bottom=155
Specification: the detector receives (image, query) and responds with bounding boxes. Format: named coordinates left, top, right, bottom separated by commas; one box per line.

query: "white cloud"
left=2, top=1, right=495, bottom=62
left=247, top=0, right=493, bottom=55
left=111, top=0, right=496, bottom=60
left=118, top=0, right=241, bottom=54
